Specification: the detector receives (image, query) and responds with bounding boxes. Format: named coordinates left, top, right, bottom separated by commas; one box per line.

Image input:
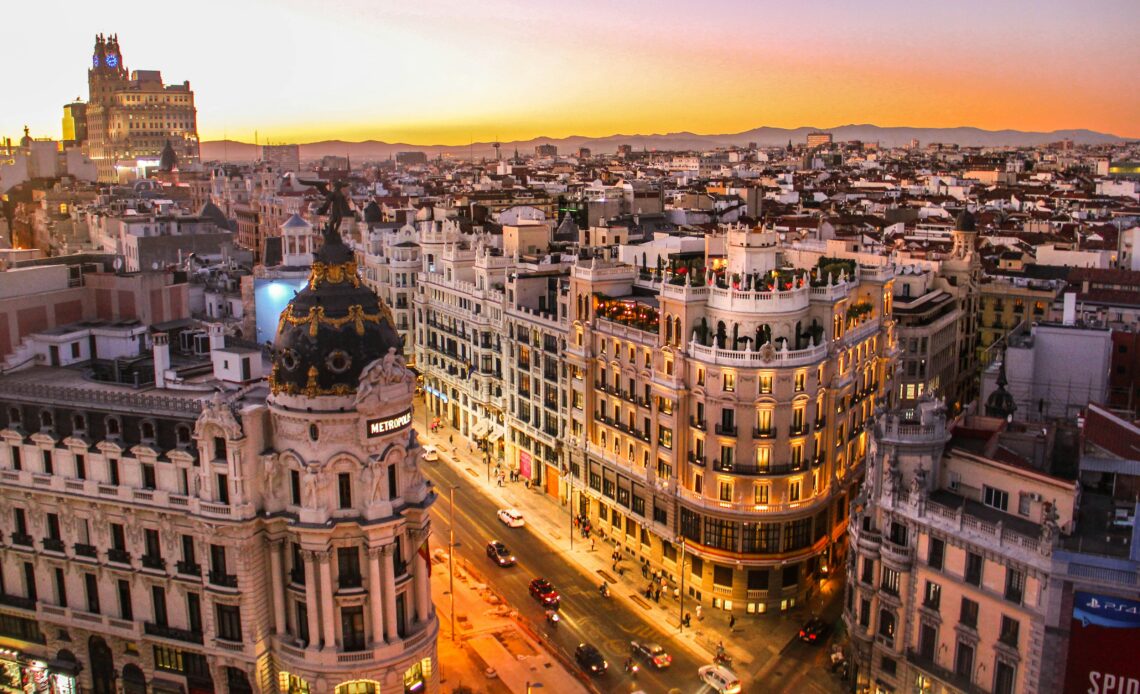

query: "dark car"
left=630, top=640, right=672, bottom=668
left=485, top=541, right=516, bottom=567
left=799, top=617, right=831, bottom=643
left=528, top=578, right=560, bottom=608
left=575, top=643, right=608, bottom=675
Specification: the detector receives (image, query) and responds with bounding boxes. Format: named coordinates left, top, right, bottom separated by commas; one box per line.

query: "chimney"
left=1063, top=292, right=1077, bottom=326
left=208, top=323, right=225, bottom=352
left=153, top=332, right=170, bottom=389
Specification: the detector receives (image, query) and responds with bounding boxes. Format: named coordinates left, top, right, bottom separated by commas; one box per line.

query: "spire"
left=985, top=350, right=1017, bottom=420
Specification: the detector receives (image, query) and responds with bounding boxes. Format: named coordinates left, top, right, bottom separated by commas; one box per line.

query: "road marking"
left=465, top=467, right=479, bottom=477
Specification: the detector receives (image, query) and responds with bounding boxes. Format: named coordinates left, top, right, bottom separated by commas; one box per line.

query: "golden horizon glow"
left=3, top=0, right=1139, bottom=145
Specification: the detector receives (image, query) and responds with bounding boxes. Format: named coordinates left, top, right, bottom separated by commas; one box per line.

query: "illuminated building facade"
left=0, top=229, right=438, bottom=693
left=85, top=34, right=200, bottom=183
left=566, top=224, right=897, bottom=613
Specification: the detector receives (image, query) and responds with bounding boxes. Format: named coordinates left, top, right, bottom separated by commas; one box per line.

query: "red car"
left=528, top=578, right=560, bottom=608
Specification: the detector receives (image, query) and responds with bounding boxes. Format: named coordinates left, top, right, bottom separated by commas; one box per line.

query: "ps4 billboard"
left=1065, top=591, right=1140, bottom=694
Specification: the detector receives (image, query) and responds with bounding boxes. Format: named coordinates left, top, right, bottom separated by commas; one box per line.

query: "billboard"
left=1064, top=591, right=1140, bottom=694
left=253, top=277, right=308, bottom=346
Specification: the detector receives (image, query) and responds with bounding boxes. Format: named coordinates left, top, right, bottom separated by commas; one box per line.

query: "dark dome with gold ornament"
left=270, top=223, right=401, bottom=397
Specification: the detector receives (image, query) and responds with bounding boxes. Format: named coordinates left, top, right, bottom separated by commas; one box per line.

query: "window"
left=74, top=453, right=85, bottom=480
left=680, top=508, right=701, bottom=542
left=1005, top=568, right=1024, bottom=604
left=111, top=523, right=126, bottom=551
left=295, top=601, right=309, bottom=644
left=142, top=463, right=156, bottom=489
left=923, top=581, right=941, bottom=610
left=216, top=474, right=229, bottom=503
left=718, top=480, right=732, bottom=502
left=928, top=537, right=944, bottom=570
left=759, top=374, right=772, bottom=394
left=747, top=569, right=769, bottom=590
left=152, top=586, right=168, bottom=626
left=878, top=609, right=896, bottom=642
left=338, top=473, right=352, bottom=508
left=919, top=623, right=937, bottom=660
left=144, top=528, right=161, bottom=562
left=82, top=572, right=100, bottom=614
left=290, top=470, right=301, bottom=505
left=782, top=565, right=798, bottom=587
left=859, top=598, right=871, bottom=628
left=696, top=368, right=704, bottom=386
left=109, top=458, right=120, bottom=485
left=653, top=505, right=667, bottom=525
left=861, top=557, right=874, bottom=585
left=342, top=606, right=366, bottom=651
left=703, top=518, right=737, bottom=551
left=216, top=604, right=242, bottom=642
left=795, top=371, right=806, bottom=392
left=187, top=593, right=202, bottom=634
left=789, top=480, right=801, bottom=502
left=881, top=567, right=900, bottom=596
left=658, top=426, right=672, bottom=449
left=960, top=597, right=979, bottom=628
left=722, top=372, right=736, bottom=392
left=994, top=661, right=1017, bottom=694
left=782, top=518, right=812, bottom=551
left=983, top=485, right=1009, bottom=512
left=338, top=547, right=362, bottom=588
left=964, top=552, right=983, bottom=586
left=754, top=484, right=769, bottom=505
left=999, top=615, right=1020, bottom=647
left=742, top=522, right=780, bottom=553
left=1018, top=493, right=1031, bottom=516
left=631, top=495, right=644, bottom=517
left=954, top=641, right=974, bottom=679
left=42, top=449, right=53, bottom=475
left=881, top=656, right=897, bottom=676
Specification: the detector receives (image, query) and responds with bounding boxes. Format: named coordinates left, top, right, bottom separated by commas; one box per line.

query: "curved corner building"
left=0, top=228, right=437, bottom=693
left=566, top=225, right=897, bottom=614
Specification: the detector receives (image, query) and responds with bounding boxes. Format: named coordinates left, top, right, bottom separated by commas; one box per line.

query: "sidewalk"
left=420, top=413, right=847, bottom=688
left=432, top=544, right=588, bottom=694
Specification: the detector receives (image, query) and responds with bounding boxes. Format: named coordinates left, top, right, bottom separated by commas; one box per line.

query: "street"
left=420, top=426, right=847, bottom=694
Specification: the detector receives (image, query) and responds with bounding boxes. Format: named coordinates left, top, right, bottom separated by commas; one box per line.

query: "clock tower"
left=88, top=33, right=127, bottom=106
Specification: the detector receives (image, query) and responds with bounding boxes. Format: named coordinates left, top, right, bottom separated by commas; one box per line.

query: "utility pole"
left=568, top=483, right=574, bottom=552
left=678, top=538, right=687, bottom=632
left=448, top=485, right=456, bottom=641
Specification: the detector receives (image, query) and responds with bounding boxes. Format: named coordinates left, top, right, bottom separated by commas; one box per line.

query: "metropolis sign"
left=366, top=409, right=413, bottom=438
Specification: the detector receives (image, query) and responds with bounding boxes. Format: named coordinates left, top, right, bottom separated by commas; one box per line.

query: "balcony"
left=687, top=452, right=706, bottom=467
left=144, top=622, right=204, bottom=644
left=74, top=543, right=98, bottom=558
left=142, top=555, right=167, bottom=571
left=905, top=649, right=988, bottom=694
left=715, top=423, right=738, bottom=437
left=690, top=417, right=707, bottom=431
left=338, top=574, right=363, bottom=590
left=0, top=593, right=36, bottom=610
left=208, top=571, right=238, bottom=588
left=789, top=424, right=809, bottom=437
left=11, top=532, right=33, bottom=548
left=42, top=537, right=66, bottom=553
left=107, top=548, right=131, bottom=564
left=880, top=538, right=913, bottom=566
left=176, top=561, right=202, bottom=576
left=753, top=427, right=775, bottom=439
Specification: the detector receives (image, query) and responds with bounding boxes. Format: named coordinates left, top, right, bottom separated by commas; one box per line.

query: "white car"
left=699, top=664, right=741, bottom=694
left=497, top=508, right=525, bottom=528
left=422, top=445, right=439, bottom=462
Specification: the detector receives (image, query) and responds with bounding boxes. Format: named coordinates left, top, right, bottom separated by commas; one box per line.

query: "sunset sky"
left=4, top=0, right=1138, bottom=144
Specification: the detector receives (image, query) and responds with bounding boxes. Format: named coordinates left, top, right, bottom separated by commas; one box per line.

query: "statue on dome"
left=300, top=178, right=354, bottom=241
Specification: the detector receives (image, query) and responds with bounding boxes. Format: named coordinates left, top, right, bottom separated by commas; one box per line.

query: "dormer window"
left=8, top=407, right=20, bottom=425
left=106, top=416, right=121, bottom=437
left=40, top=411, right=54, bottom=429
left=176, top=425, right=192, bottom=446
left=140, top=421, right=156, bottom=441
left=73, top=414, right=87, bottom=432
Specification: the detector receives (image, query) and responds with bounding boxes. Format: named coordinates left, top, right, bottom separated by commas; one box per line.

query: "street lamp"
left=678, top=538, right=687, bottom=632
left=525, top=681, right=543, bottom=694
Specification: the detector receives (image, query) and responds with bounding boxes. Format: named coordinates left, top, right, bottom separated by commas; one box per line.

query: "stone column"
left=368, top=547, right=386, bottom=645
left=412, top=532, right=431, bottom=623
left=269, top=540, right=287, bottom=636
left=303, top=551, right=320, bottom=650
left=318, top=551, right=337, bottom=651
left=381, top=545, right=399, bottom=641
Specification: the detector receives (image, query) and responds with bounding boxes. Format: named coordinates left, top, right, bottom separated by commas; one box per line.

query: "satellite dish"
left=113, top=257, right=123, bottom=271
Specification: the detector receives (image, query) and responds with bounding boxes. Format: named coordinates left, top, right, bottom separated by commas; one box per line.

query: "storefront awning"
left=471, top=421, right=490, bottom=438
left=488, top=429, right=504, bottom=442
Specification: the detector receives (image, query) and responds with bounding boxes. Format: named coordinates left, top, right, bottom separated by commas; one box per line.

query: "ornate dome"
left=270, top=230, right=402, bottom=397
left=362, top=200, right=382, bottom=224
left=984, top=359, right=1017, bottom=420
left=955, top=208, right=977, bottom=232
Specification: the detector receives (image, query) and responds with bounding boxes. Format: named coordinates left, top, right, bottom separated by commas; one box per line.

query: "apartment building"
left=0, top=230, right=438, bottom=694
left=977, top=278, right=1058, bottom=363
left=893, top=266, right=961, bottom=405
left=565, top=224, right=897, bottom=614
left=844, top=399, right=1080, bottom=694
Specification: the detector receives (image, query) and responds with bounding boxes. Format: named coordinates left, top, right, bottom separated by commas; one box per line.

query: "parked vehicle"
left=799, top=616, right=831, bottom=644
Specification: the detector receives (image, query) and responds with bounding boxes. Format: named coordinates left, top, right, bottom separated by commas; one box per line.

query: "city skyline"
left=3, top=0, right=1139, bottom=146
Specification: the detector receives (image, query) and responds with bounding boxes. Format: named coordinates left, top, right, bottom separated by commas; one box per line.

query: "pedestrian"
left=654, top=589, right=660, bottom=602
left=612, top=561, right=617, bottom=571
left=590, top=538, right=595, bottom=551
left=524, top=479, right=530, bottom=490
left=673, top=587, right=680, bottom=600
left=449, top=434, right=454, bottom=446
left=696, top=605, right=703, bottom=621
left=729, top=614, right=736, bottom=630
left=573, top=516, right=580, bottom=529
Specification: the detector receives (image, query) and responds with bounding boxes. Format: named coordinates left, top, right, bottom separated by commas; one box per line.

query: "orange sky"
left=4, top=0, right=1139, bottom=144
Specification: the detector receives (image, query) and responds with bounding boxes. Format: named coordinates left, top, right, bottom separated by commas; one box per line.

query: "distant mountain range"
left=199, top=124, right=1127, bottom=163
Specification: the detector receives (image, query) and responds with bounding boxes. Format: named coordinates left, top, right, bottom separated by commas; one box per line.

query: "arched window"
left=40, top=411, right=54, bottom=429
left=674, top=317, right=682, bottom=346
left=106, top=417, right=121, bottom=437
